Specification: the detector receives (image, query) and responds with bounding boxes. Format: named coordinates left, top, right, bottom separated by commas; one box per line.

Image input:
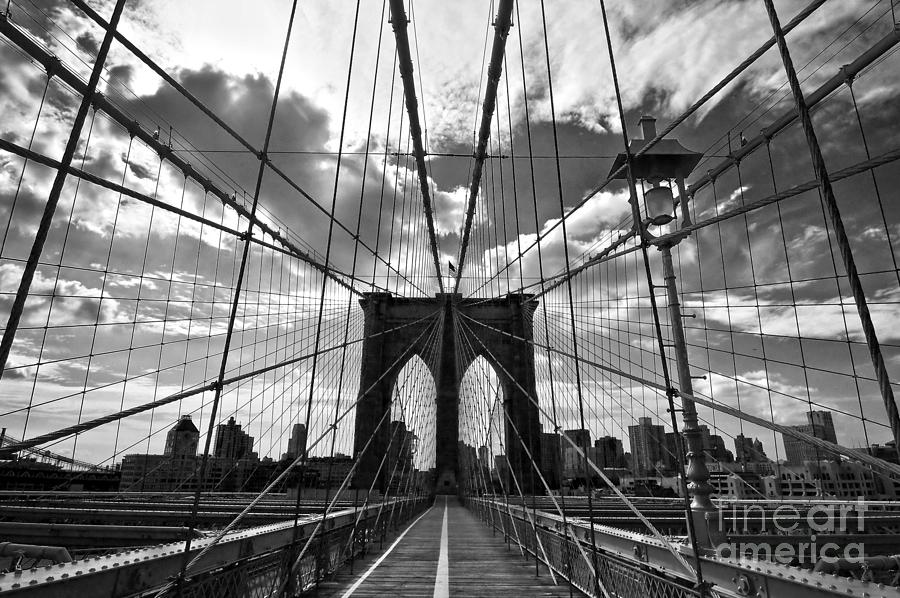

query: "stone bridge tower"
left=352, top=293, right=541, bottom=494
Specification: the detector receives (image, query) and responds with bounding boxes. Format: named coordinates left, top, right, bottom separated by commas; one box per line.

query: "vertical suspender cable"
left=536, top=2, right=601, bottom=594
left=595, top=0, right=710, bottom=588
left=513, top=1, right=575, bottom=592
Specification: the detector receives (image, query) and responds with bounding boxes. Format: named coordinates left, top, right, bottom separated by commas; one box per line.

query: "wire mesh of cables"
left=1, top=0, right=900, bottom=594
left=0, top=3, right=441, bottom=586
left=450, top=0, right=900, bottom=567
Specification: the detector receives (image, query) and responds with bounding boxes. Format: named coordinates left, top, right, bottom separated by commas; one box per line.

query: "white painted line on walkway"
left=434, top=496, right=449, bottom=598
left=340, top=504, right=434, bottom=598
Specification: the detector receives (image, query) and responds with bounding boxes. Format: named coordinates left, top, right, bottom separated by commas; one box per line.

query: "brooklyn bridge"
left=1, top=0, right=900, bottom=596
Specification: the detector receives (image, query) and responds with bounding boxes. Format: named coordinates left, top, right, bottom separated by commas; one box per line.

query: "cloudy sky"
left=1, top=0, right=899, bottom=479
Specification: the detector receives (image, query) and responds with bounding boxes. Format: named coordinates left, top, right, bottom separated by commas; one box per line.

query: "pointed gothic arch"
left=352, top=292, right=541, bottom=494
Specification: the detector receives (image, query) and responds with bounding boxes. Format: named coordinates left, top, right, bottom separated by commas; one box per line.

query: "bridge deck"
left=317, top=497, right=573, bottom=597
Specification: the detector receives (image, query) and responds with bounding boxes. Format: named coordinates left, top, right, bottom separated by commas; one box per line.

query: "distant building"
left=119, top=453, right=260, bottom=493
left=808, top=411, right=837, bottom=443
left=303, top=456, right=353, bottom=488
left=734, top=434, right=768, bottom=463
left=120, top=453, right=198, bottom=492
left=664, top=432, right=679, bottom=472
left=478, top=445, right=489, bottom=468
left=214, top=417, right=254, bottom=461
left=540, top=433, right=562, bottom=488
left=0, top=459, right=120, bottom=492
left=712, top=460, right=893, bottom=500
left=709, top=460, right=774, bottom=476
left=164, top=415, right=199, bottom=457
left=120, top=416, right=259, bottom=492
left=698, top=425, right=734, bottom=463
left=628, top=417, right=666, bottom=476
left=493, top=454, right=509, bottom=485
left=390, top=421, right=414, bottom=468
left=594, top=436, right=626, bottom=468
left=284, top=423, right=307, bottom=460
left=458, top=441, right=480, bottom=492
left=783, top=461, right=877, bottom=499
left=662, top=426, right=732, bottom=473
left=868, top=441, right=900, bottom=464
left=783, top=410, right=840, bottom=464
left=564, top=429, right=591, bottom=449
left=563, top=446, right=603, bottom=479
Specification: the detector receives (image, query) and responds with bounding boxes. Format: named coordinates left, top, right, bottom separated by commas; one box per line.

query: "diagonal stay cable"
left=535, top=142, right=900, bottom=294
left=0, top=137, right=376, bottom=296
left=0, top=0, right=126, bottom=379
left=55, top=1, right=428, bottom=296
left=463, top=0, right=839, bottom=299
left=0, top=13, right=424, bottom=297
left=453, top=0, right=514, bottom=293
left=387, top=0, right=444, bottom=293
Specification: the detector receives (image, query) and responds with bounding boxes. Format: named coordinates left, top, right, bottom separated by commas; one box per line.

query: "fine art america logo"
left=713, top=500, right=867, bottom=564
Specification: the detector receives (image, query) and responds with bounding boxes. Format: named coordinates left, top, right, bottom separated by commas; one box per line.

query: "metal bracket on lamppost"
left=609, top=115, right=723, bottom=549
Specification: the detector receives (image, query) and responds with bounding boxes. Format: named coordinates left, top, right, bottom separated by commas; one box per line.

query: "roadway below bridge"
left=317, top=496, right=573, bottom=597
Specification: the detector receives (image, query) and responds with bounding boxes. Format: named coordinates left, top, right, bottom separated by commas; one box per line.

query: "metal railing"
left=465, top=497, right=900, bottom=598
left=0, top=496, right=431, bottom=597
left=467, top=496, right=700, bottom=598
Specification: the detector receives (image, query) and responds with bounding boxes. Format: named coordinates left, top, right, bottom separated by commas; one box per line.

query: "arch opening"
left=386, top=355, right=436, bottom=494
left=458, top=355, right=505, bottom=496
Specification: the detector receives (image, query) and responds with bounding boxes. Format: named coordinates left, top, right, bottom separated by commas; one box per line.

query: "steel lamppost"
left=610, top=116, right=718, bottom=545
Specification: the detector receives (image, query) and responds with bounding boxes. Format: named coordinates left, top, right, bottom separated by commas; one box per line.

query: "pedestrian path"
left=317, top=496, right=572, bottom=597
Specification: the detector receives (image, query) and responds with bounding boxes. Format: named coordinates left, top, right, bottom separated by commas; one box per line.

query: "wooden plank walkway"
left=316, top=496, right=574, bottom=597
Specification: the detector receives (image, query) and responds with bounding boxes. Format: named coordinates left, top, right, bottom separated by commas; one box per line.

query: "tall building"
left=734, top=434, right=768, bottom=463
left=379, top=423, right=418, bottom=489
left=628, top=417, right=666, bottom=476
left=164, top=415, right=199, bottom=457
left=493, top=454, right=509, bottom=485
left=664, top=431, right=680, bottom=472
left=783, top=411, right=839, bottom=464
left=594, top=436, right=625, bottom=468
left=389, top=421, right=412, bottom=469
left=808, top=411, right=837, bottom=444
left=121, top=416, right=260, bottom=493
left=458, top=441, right=480, bottom=491
left=698, top=425, right=734, bottom=463
left=214, top=417, right=254, bottom=461
left=478, top=445, right=489, bottom=468
left=663, top=426, right=733, bottom=472
left=564, top=446, right=613, bottom=479
left=867, top=441, right=900, bottom=464
left=564, top=429, right=591, bottom=449
left=540, top=432, right=562, bottom=488
left=285, top=423, right=307, bottom=459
